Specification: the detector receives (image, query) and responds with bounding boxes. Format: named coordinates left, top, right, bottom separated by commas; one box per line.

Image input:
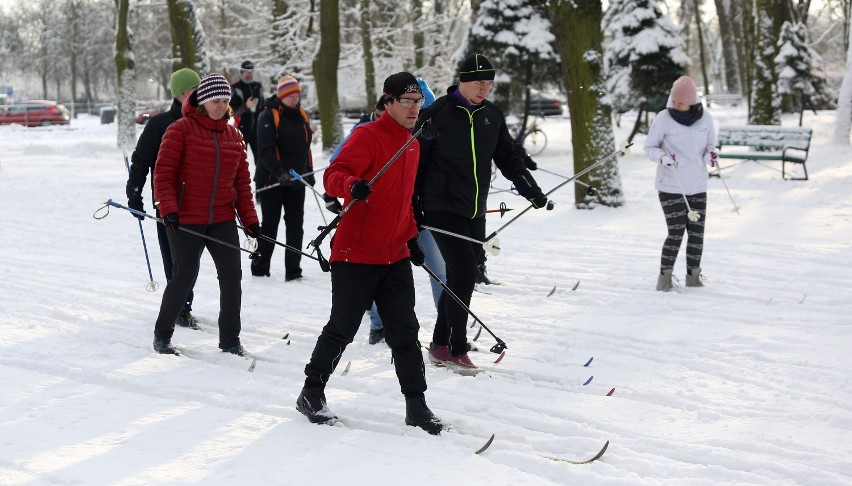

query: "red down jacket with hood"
left=154, top=102, right=259, bottom=227
left=324, top=112, right=419, bottom=265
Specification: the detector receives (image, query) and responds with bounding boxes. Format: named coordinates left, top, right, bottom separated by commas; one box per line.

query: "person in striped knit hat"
left=252, top=75, right=315, bottom=281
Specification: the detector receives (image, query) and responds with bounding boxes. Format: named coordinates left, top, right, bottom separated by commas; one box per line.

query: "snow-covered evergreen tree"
left=464, top=0, right=560, bottom=114
left=749, top=0, right=789, bottom=126
left=603, top=0, right=689, bottom=116
left=775, top=20, right=828, bottom=125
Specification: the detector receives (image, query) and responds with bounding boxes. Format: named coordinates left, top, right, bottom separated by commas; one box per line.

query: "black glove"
left=523, top=152, right=537, bottom=170
left=407, top=238, right=425, bottom=266
left=419, top=118, right=437, bottom=141
left=530, top=193, right=553, bottom=210
left=128, top=197, right=145, bottom=220
left=322, top=192, right=343, bottom=214
left=272, top=166, right=292, bottom=186
left=350, top=179, right=372, bottom=200
left=247, top=223, right=262, bottom=239
left=305, top=173, right=316, bottom=187
left=164, top=213, right=180, bottom=231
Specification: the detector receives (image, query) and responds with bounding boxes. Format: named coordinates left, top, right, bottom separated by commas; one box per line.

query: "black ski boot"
left=475, top=264, right=495, bottom=285
left=296, top=389, right=339, bottom=425
left=368, top=327, right=384, bottom=345
left=405, top=396, right=444, bottom=435
left=176, top=309, right=200, bottom=330
left=220, top=343, right=247, bottom=356
left=153, top=337, right=179, bottom=355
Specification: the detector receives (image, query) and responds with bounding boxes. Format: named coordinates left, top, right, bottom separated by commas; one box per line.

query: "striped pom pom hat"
left=277, top=76, right=301, bottom=99
left=195, top=73, right=232, bottom=104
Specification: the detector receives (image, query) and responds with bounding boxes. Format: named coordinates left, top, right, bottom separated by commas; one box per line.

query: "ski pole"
left=484, top=202, right=514, bottom=217
left=234, top=223, right=320, bottom=262
left=308, top=120, right=430, bottom=272
left=122, top=147, right=159, bottom=292
left=669, top=168, right=701, bottom=222
left=536, top=167, right=597, bottom=197
left=420, top=225, right=500, bottom=256
left=714, top=167, right=741, bottom=214
left=288, top=169, right=328, bottom=226
left=420, top=263, right=507, bottom=355
left=102, top=199, right=258, bottom=255
left=255, top=165, right=329, bottom=194
left=485, top=141, right=633, bottom=242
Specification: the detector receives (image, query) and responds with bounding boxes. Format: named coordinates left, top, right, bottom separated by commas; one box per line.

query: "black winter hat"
left=378, top=72, right=422, bottom=105
left=241, top=60, right=254, bottom=71
left=458, top=54, right=496, bottom=82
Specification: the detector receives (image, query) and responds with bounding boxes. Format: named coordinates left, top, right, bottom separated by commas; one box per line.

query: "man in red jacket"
left=296, top=72, right=444, bottom=435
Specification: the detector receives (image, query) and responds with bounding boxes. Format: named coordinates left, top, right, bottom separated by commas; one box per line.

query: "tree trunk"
left=832, top=21, right=852, bottom=143
left=714, top=0, right=741, bottom=93
left=360, top=0, right=376, bottom=110
left=114, top=0, right=136, bottom=149
left=313, top=0, right=343, bottom=151
left=749, top=0, right=790, bottom=125
left=549, top=1, right=622, bottom=208
left=166, top=0, right=208, bottom=73
left=412, top=0, right=424, bottom=70
left=694, top=0, right=710, bottom=94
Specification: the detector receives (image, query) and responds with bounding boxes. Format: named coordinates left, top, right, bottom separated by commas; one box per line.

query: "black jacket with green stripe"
left=414, top=85, right=544, bottom=220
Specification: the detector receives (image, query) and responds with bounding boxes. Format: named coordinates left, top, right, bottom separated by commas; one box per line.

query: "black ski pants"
left=155, top=207, right=195, bottom=312
left=658, top=191, right=707, bottom=272
left=303, top=260, right=427, bottom=399
left=255, top=185, right=305, bottom=278
left=423, top=211, right=483, bottom=356
left=154, top=221, right=243, bottom=349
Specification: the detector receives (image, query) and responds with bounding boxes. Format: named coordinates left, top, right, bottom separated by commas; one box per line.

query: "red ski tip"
left=494, top=351, right=506, bottom=363
left=606, top=387, right=615, bottom=396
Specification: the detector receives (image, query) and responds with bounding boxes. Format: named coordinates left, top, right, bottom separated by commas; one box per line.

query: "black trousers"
left=658, top=191, right=707, bottom=271
left=255, top=185, right=306, bottom=278
left=156, top=208, right=195, bottom=312
left=303, top=260, right=427, bottom=399
left=153, top=221, right=243, bottom=349
left=423, top=211, right=483, bottom=356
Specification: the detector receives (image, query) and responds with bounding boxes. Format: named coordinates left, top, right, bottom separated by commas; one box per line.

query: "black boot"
left=368, top=327, right=384, bottom=345
left=405, top=396, right=444, bottom=435
left=153, top=337, right=179, bottom=355
left=475, top=264, right=495, bottom=285
left=296, top=389, right=339, bottom=424
left=175, top=309, right=200, bottom=330
left=220, top=343, right=247, bottom=356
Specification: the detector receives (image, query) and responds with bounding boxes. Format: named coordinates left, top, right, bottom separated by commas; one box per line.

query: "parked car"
left=136, top=102, right=169, bottom=124
left=527, top=92, right=563, bottom=117
left=0, top=100, right=71, bottom=127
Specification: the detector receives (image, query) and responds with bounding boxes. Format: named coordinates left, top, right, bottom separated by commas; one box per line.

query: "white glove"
left=660, top=154, right=677, bottom=168
left=703, top=149, right=718, bottom=167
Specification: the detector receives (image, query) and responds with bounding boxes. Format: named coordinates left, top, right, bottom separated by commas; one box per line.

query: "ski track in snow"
left=1, top=109, right=850, bottom=485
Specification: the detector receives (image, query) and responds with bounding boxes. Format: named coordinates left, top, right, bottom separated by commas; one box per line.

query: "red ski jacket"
left=154, top=102, right=259, bottom=227
left=324, top=112, right=419, bottom=264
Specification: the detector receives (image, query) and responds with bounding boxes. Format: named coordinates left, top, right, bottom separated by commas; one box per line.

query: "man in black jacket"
left=126, top=67, right=201, bottom=329
left=414, top=54, right=553, bottom=371
left=230, top=60, right=263, bottom=162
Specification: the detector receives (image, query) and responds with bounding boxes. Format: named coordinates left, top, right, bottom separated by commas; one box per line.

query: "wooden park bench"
left=716, top=125, right=812, bottom=181
left=705, top=93, right=744, bottom=107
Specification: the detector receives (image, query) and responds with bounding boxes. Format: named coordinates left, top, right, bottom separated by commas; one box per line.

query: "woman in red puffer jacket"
left=152, top=73, right=260, bottom=357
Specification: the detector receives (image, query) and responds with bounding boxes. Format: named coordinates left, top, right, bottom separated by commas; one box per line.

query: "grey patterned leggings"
left=658, top=191, right=707, bottom=272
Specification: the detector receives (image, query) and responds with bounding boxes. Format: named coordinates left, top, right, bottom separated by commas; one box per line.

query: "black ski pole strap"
left=420, top=263, right=507, bottom=354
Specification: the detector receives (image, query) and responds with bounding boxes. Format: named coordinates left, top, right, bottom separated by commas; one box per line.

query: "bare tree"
left=115, top=0, right=136, bottom=148
left=750, top=0, right=792, bottom=125
left=167, top=0, right=210, bottom=74
left=314, top=0, right=343, bottom=150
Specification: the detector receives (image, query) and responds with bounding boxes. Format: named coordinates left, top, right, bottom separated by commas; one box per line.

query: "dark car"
left=527, top=92, right=563, bottom=117
left=136, top=102, right=169, bottom=124
left=0, top=100, right=71, bottom=127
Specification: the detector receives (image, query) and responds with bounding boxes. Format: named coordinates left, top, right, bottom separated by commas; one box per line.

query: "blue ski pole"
left=123, top=146, right=159, bottom=292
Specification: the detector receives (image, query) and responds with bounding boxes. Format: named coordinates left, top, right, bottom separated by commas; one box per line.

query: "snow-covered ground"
left=1, top=105, right=850, bottom=485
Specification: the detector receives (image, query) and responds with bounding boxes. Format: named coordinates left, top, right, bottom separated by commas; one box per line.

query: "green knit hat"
left=169, top=68, right=201, bottom=98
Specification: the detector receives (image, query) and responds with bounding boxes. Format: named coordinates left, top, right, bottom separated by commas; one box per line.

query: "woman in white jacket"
left=644, top=76, right=717, bottom=291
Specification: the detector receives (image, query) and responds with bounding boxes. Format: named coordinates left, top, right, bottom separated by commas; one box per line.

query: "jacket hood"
left=182, top=101, right=229, bottom=132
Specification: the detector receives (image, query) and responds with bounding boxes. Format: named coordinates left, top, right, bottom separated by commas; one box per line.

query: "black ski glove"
left=305, top=173, right=316, bottom=187
left=128, top=197, right=145, bottom=220
left=522, top=152, right=538, bottom=171
left=419, top=118, right=437, bottom=141
left=164, top=213, right=180, bottom=231
left=272, top=166, right=292, bottom=186
left=407, top=238, right=425, bottom=266
left=247, top=223, right=262, bottom=239
left=530, top=193, right=554, bottom=210
left=350, top=179, right=372, bottom=200
left=322, top=192, right=343, bottom=214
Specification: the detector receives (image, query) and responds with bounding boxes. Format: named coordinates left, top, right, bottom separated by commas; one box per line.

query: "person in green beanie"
left=126, top=67, right=203, bottom=330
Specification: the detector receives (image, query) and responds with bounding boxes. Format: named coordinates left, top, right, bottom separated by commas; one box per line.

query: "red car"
left=0, top=100, right=71, bottom=127
left=136, top=103, right=169, bottom=124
